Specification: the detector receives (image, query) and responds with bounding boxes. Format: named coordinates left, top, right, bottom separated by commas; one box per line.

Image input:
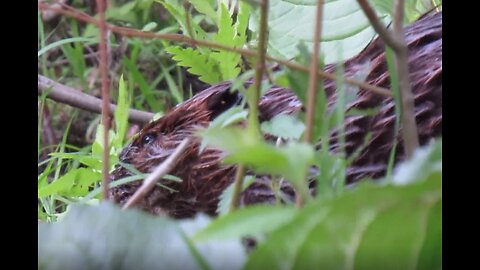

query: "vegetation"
left=38, top=0, right=442, bottom=269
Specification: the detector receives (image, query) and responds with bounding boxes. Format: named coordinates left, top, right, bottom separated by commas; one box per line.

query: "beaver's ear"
left=206, top=88, right=243, bottom=119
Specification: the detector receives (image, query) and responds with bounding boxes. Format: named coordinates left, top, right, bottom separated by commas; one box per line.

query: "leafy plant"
left=160, top=0, right=250, bottom=83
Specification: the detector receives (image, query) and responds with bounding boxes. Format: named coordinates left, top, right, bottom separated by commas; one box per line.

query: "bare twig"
left=304, top=0, right=324, bottom=143
left=392, top=0, right=419, bottom=158
left=357, top=0, right=419, bottom=158
left=300, top=0, right=324, bottom=208
left=122, top=138, right=191, bottom=210
left=37, top=2, right=392, bottom=98
left=38, top=75, right=154, bottom=124
left=357, top=0, right=403, bottom=51
left=96, top=0, right=111, bottom=200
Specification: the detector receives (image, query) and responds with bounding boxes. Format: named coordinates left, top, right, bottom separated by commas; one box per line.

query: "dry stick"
left=305, top=0, right=324, bottom=143
left=392, top=0, right=419, bottom=158
left=37, top=2, right=392, bottom=98
left=299, top=0, right=324, bottom=208
left=96, top=0, right=111, bottom=200
left=38, top=75, right=155, bottom=124
left=122, top=138, right=191, bottom=210
left=357, top=0, right=419, bottom=158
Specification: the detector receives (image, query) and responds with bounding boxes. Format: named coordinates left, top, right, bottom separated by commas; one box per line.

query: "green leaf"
left=166, top=46, right=221, bottom=84
left=141, top=22, right=158, bottom=31
left=249, top=0, right=392, bottom=64
left=210, top=3, right=242, bottom=80
left=245, top=174, right=441, bottom=270
left=113, top=75, right=130, bottom=151
left=199, top=126, right=314, bottom=194
left=155, top=0, right=207, bottom=40
left=195, top=205, right=297, bottom=241
left=189, top=0, right=217, bottom=21
left=38, top=168, right=101, bottom=198
left=123, top=56, right=162, bottom=112
left=261, top=114, right=305, bottom=140
left=39, top=203, right=246, bottom=270
left=38, top=37, right=94, bottom=57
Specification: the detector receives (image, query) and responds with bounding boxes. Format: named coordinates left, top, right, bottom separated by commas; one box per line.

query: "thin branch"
left=229, top=165, right=246, bottom=211
left=392, top=0, right=419, bottom=157
left=37, top=2, right=392, bottom=98
left=357, top=0, right=402, bottom=52
left=122, top=138, right=191, bottom=210
left=250, top=0, right=269, bottom=130
left=38, top=75, right=154, bottom=124
left=230, top=0, right=270, bottom=212
left=300, top=0, right=324, bottom=208
left=304, top=0, right=324, bottom=143
left=96, top=0, right=111, bottom=200
left=357, top=0, right=419, bottom=158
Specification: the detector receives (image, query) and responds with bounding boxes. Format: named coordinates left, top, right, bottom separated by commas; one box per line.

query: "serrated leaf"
left=210, top=3, right=242, bottom=80
left=245, top=173, right=441, bottom=270
left=166, top=46, right=221, bottom=84
left=261, top=114, right=305, bottom=139
left=38, top=203, right=246, bottom=270
left=195, top=205, right=297, bottom=241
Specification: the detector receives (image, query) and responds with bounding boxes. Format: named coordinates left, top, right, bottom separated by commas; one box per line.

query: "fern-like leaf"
left=166, top=46, right=221, bottom=84
left=210, top=3, right=242, bottom=80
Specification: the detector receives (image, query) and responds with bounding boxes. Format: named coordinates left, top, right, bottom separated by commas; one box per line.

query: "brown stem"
left=96, top=0, right=111, bottom=200
left=357, top=0, right=402, bottom=52
left=229, top=165, right=246, bottom=211
left=250, top=0, right=269, bottom=129
left=393, top=0, right=419, bottom=157
left=37, top=2, right=392, bottom=98
left=304, top=0, right=324, bottom=144
left=38, top=75, right=154, bottom=124
left=357, top=0, right=418, bottom=158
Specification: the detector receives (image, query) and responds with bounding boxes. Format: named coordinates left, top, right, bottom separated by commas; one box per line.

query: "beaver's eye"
left=142, top=134, right=157, bottom=145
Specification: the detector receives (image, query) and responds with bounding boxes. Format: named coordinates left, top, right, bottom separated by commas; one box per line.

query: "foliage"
left=38, top=0, right=442, bottom=268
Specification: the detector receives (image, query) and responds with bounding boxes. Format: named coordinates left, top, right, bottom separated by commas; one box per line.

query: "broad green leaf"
left=38, top=203, right=246, bottom=270
left=249, top=0, right=392, bottom=64
left=245, top=174, right=441, bottom=270
left=195, top=205, right=297, bottom=241
left=261, top=114, right=305, bottom=140
left=166, top=46, right=221, bottom=84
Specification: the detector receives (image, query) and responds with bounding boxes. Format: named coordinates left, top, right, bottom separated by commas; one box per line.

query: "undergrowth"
left=38, top=0, right=442, bottom=269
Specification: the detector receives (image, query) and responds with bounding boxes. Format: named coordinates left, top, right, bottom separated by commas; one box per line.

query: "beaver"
left=109, top=11, right=442, bottom=219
